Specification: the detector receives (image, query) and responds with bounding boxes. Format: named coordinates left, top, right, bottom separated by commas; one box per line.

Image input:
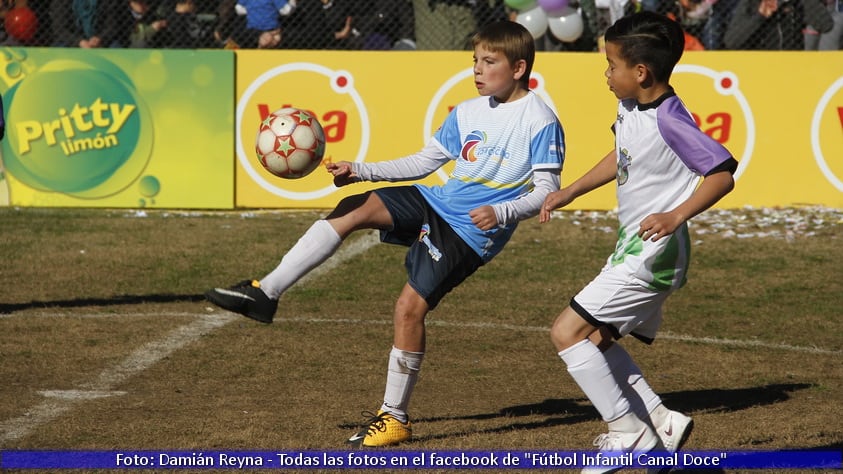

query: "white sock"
left=649, top=403, right=671, bottom=427
left=603, top=343, right=663, bottom=422
left=607, top=411, right=647, bottom=432
left=259, top=219, right=341, bottom=299
left=380, top=346, right=424, bottom=424
left=559, top=339, right=629, bottom=423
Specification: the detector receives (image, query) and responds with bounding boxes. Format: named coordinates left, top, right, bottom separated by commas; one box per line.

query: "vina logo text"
left=15, top=98, right=137, bottom=156
left=690, top=112, right=733, bottom=144
left=257, top=104, right=348, bottom=142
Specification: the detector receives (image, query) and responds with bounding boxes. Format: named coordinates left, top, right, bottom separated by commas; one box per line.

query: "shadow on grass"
left=0, top=294, right=206, bottom=313
left=658, top=383, right=815, bottom=414
left=345, top=383, right=815, bottom=445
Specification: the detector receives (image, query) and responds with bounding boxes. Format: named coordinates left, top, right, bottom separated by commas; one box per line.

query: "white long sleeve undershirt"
left=350, top=141, right=560, bottom=227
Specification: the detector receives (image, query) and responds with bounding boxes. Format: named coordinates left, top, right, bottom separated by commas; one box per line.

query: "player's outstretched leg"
left=204, top=279, right=278, bottom=323
left=204, top=219, right=343, bottom=323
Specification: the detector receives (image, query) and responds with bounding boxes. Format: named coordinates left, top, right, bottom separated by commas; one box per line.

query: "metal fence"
left=0, top=0, right=839, bottom=52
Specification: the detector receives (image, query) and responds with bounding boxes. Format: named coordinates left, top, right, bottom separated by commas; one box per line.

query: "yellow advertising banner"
left=0, top=48, right=235, bottom=209
left=235, top=50, right=843, bottom=210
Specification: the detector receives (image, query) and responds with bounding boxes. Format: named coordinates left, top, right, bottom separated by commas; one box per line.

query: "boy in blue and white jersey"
left=412, top=87, right=564, bottom=261
left=206, top=20, right=565, bottom=447
left=540, top=11, right=737, bottom=471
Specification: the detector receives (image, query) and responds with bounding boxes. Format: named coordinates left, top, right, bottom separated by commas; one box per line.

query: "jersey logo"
left=418, top=224, right=442, bottom=262
left=617, top=147, right=631, bottom=185
left=460, top=130, right=486, bottom=162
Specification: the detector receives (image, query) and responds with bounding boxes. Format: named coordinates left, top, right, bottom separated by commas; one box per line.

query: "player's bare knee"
left=549, top=317, right=576, bottom=350
left=394, top=309, right=423, bottom=327
left=550, top=309, right=598, bottom=351
left=394, top=288, right=427, bottom=323
left=394, top=301, right=424, bottom=321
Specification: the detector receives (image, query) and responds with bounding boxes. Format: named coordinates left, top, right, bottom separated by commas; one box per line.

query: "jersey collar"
left=637, top=87, right=676, bottom=111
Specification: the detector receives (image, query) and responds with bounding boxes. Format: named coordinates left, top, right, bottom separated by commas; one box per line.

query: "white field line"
left=0, top=230, right=381, bottom=445
left=281, top=317, right=842, bottom=356
left=0, top=313, right=235, bottom=443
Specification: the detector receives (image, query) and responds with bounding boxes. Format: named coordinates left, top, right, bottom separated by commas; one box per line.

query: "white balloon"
left=547, top=6, right=584, bottom=42
left=516, top=6, right=549, bottom=39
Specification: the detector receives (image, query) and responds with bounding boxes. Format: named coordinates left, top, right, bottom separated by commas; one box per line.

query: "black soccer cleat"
left=204, top=279, right=278, bottom=323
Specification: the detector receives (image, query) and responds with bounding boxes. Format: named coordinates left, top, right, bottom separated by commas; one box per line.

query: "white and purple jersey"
left=416, top=91, right=565, bottom=262
left=610, top=90, right=734, bottom=291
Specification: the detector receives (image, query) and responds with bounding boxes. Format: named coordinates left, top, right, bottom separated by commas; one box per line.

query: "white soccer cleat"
left=656, top=409, right=694, bottom=453
left=582, top=413, right=660, bottom=474
left=646, top=409, right=694, bottom=474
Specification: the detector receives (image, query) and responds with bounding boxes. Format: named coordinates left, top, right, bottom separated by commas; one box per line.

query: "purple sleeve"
left=658, top=96, right=734, bottom=175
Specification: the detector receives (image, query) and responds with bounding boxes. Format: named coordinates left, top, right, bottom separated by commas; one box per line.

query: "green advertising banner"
left=0, top=48, right=234, bottom=209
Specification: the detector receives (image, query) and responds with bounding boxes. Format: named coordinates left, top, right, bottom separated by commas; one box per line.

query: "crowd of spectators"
left=0, top=0, right=838, bottom=52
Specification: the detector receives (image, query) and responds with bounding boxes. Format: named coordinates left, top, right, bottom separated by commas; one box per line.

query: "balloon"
left=4, top=7, right=38, bottom=43
left=504, top=0, right=538, bottom=10
left=516, top=6, right=548, bottom=40
left=547, top=7, right=583, bottom=42
left=537, top=0, right=569, bottom=15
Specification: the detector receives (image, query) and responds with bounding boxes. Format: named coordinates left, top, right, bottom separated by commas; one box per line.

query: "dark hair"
left=472, top=20, right=535, bottom=90
left=604, top=12, right=684, bottom=83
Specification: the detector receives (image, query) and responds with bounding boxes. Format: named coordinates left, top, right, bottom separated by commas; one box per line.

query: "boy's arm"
left=638, top=169, right=735, bottom=242
left=469, top=168, right=560, bottom=230
left=328, top=140, right=450, bottom=187
left=539, top=149, right=617, bottom=223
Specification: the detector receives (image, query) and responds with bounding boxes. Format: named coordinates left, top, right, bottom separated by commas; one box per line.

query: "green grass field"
left=0, top=206, right=840, bottom=473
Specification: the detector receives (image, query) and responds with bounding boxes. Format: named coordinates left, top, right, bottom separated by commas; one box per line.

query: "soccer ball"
left=255, top=107, right=326, bottom=179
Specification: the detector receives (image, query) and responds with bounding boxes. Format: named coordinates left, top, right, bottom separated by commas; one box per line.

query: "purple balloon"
left=538, top=0, right=569, bottom=14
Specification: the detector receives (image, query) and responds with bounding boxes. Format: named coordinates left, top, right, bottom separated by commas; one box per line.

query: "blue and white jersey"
left=610, top=90, right=733, bottom=290
left=416, top=91, right=565, bottom=262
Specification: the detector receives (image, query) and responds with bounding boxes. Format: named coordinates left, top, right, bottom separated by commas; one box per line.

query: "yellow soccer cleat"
left=347, top=410, right=412, bottom=448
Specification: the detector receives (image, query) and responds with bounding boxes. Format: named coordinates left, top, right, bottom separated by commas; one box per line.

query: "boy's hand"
left=638, top=211, right=683, bottom=242
left=326, top=161, right=359, bottom=187
left=469, top=205, right=498, bottom=231
left=539, top=189, right=574, bottom=223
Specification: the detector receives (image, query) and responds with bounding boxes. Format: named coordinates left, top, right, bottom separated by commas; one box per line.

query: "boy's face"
left=472, top=45, right=526, bottom=102
left=604, top=41, right=641, bottom=100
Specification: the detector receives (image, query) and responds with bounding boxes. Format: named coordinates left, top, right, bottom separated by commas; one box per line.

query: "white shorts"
left=571, top=264, right=673, bottom=344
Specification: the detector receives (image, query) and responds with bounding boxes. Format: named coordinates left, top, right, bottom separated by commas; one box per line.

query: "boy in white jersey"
left=205, top=20, right=565, bottom=447
left=540, top=11, right=737, bottom=471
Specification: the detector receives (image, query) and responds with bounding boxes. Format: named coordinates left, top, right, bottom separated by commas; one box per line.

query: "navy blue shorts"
left=374, top=186, right=483, bottom=310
